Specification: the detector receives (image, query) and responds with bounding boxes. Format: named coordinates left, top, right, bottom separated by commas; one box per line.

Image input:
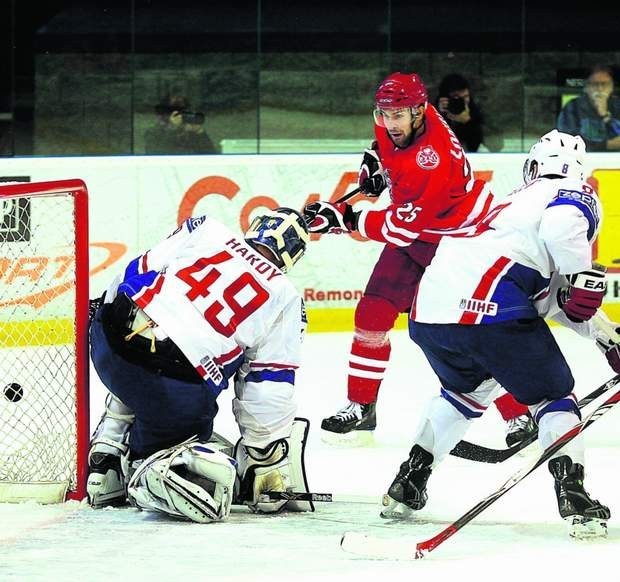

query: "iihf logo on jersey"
left=416, top=146, right=440, bottom=170
left=459, top=297, right=498, bottom=316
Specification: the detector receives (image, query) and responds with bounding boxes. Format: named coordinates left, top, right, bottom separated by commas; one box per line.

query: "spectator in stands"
left=557, top=64, right=620, bottom=152
left=144, top=94, right=220, bottom=155
left=434, top=73, right=502, bottom=152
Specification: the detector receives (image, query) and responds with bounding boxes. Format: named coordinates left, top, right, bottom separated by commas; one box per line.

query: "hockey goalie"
left=86, top=207, right=315, bottom=521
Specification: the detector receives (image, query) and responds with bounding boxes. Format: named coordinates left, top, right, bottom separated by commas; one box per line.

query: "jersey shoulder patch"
left=185, top=215, right=207, bottom=232
left=548, top=188, right=600, bottom=240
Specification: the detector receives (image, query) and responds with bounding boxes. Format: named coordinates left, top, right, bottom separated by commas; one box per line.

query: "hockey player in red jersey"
left=304, top=72, right=534, bottom=444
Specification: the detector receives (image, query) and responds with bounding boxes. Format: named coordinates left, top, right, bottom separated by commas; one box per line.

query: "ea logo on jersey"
left=416, top=146, right=440, bottom=170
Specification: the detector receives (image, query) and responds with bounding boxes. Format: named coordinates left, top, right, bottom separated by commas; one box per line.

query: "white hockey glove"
left=127, top=439, right=237, bottom=523
left=87, top=393, right=135, bottom=508
left=594, top=312, right=620, bottom=374
left=358, top=142, right=386, bottom=197
left=235, top=418, right=314, bottom=514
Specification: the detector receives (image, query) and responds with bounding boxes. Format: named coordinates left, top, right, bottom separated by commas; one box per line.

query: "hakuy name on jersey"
left=225, top=238, right=284, bottom=281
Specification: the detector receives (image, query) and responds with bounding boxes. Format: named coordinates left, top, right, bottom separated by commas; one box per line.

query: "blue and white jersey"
left=411, top=176, right=602, bottom=324
left=104, top=215, right=307, bottom=447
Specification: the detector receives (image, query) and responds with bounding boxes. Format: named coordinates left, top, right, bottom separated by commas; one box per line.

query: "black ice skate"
left=381, top=445, right=434, bottom=519
left=320, top=401, right=376, bottom=445
left=505, top=413, right=536, bottom=447
left=87, top=452, right=127, bottom=508
left=548, top=455, right=610, bottom=539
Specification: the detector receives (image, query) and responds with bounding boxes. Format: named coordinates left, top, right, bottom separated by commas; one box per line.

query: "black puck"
left=3, top=383, right=24, bottom=402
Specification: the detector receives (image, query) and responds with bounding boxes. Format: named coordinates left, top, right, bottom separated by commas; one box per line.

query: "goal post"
left=0, top=179, right=90, bottom=503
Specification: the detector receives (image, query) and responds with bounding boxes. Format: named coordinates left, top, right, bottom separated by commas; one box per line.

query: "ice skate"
left=380, top=445, right=433, bottom=519
left=549, top=455, right=610, bottom=539
left=87, top=451, right=127, bottom=508
left=320, top=401, right=376, bottom=445
left=505, top=413, right=536, bottom=447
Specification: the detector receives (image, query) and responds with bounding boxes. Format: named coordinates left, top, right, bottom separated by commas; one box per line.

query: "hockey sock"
left=348, top=334, right=391, bottom=403
left=494, top=391, right=529, bottom=420
left=347, top=295, right=398, bottom=404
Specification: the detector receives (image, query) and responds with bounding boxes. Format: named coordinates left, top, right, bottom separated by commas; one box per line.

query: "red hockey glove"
left=358, top=142, right=386, bottom=197
left=303, top=201, right=358, bottom=234
left=558, top=269, right=607, bottom=323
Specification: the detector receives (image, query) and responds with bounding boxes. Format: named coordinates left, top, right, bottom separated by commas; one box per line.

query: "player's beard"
left=389, top=130, right=413, bottom=148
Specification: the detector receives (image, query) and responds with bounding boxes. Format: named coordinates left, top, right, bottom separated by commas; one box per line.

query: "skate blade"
left=567, top=516, right=608, bottom=539
left=380, top=494, right=414, bottom=519
left=320, top=429, right=375, bottom=447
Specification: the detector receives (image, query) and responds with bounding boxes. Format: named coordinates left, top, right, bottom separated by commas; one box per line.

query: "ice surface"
left=1, top=328, right=619, bottom=581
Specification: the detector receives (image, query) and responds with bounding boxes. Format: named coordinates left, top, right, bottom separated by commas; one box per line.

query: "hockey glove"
left=595, top=319, right=620, bottom=374
left=557, top=269, right=607, bottom=323
left=234, top=419, right=314, bottom=514
left=597, top=337, right=620, bottom=374
left=235, top=439, right=290, bottom=513
left=303, top=201, right=358, bottom=234
left=358, top=143, right=386, bottom=197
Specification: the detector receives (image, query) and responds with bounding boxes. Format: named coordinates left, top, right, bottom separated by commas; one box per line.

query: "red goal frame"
left=0, top=179, right=89, bottom=501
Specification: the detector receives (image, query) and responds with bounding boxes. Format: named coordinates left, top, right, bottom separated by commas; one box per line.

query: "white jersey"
left=411, top=177, right=602, bottom=325
left=105, top=215, right=306, bottom=447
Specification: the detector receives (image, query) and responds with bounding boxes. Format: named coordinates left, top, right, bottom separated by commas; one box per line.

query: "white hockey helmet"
left=523, top=129, right=586, bottom=184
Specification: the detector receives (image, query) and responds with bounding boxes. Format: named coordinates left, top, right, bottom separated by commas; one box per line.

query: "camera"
left=447, top=96, right=466, bottom=115
left=181, top=111, right=205, bottom=125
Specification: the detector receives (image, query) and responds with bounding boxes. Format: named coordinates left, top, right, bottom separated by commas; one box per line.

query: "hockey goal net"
left=0, top=179, right=89, bottom=503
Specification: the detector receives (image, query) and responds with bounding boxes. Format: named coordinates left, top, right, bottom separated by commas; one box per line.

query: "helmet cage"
left=245, top=208, right=310, bottom=272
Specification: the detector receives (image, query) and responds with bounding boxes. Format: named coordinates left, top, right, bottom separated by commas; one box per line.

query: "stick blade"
left=340, top=532, right=421, bottom=560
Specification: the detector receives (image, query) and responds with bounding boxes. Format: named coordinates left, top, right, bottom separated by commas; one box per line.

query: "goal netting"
left=0, top=179, right=89, bottom=503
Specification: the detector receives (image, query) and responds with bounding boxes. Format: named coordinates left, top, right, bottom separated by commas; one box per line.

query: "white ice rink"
left=2, top=327, right=619, bottom=581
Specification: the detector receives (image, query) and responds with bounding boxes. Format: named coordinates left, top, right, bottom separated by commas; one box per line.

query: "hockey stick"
left=334, top=186, right=361, bottom=204
left=450, top=372, right=618, bottom=463
left=341, top=374, right=620, bottom=560
left=258, top=491, right=333, bottom=503
left=452, top=307, right=618, bottom=463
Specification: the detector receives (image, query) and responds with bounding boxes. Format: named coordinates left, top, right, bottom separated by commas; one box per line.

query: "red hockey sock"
left=348, top=337, right=391, bottom=404
left=347, top=295, right=398, bottom=404
left=494, top=392, right=529, bottom=420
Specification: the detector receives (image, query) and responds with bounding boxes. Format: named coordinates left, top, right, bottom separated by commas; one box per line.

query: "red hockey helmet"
left=374, top=72, right=428, bottom=109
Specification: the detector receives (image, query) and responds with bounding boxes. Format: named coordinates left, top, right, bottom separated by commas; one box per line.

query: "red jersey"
left=357, top=104, right=494, bottom=246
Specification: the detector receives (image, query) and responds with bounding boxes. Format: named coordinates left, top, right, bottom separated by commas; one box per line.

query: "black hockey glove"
left=303, top=201, right=358, bottom=234
left=358, top=142, right=386, bottom=197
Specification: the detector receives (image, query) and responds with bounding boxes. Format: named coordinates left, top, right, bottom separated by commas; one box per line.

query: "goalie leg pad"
left=127, top=440, right=237, bottom=523
left=235, top=417, right=314, bottom=513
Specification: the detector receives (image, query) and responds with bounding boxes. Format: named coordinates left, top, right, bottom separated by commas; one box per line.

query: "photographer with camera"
left=435, top=73, right=484, bottom=152
left=144, top=94, right=220, bottom=155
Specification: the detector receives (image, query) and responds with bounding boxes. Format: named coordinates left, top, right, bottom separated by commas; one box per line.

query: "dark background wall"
left=2, top=0, right=618, bottom=156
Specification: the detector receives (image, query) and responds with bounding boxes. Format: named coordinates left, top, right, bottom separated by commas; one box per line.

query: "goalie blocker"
left=234, top=417, right=315, bottom=513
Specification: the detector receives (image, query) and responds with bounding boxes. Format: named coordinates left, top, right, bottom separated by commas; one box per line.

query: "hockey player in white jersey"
left=87, top=207, right=314, bottom=522
left=382, top=130, right=619, bottom=538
